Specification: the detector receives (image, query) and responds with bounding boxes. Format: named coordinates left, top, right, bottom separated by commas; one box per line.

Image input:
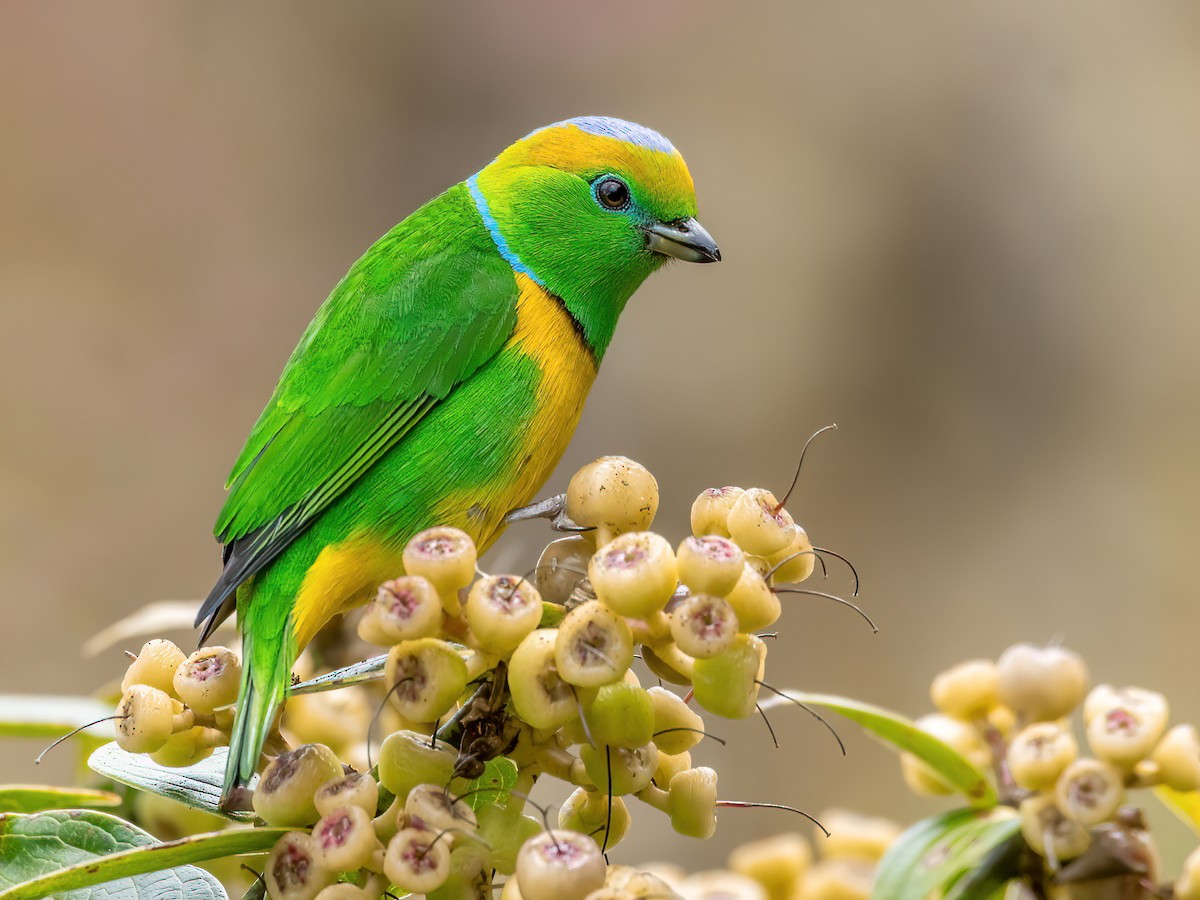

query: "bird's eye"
left=594, top=177, right=631, bottom=211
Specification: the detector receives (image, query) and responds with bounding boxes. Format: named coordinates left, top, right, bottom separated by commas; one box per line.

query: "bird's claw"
left=504, top=493, right=592, bottom=533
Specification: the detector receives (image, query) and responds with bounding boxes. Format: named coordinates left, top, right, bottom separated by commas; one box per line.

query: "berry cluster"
left=906, top=643, right=1200, bottom=886
left=113, top=454, right=838, bottom=900
left=114, top=639, right=240, bottom=766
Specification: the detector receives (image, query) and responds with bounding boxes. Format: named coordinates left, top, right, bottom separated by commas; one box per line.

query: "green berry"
left=582, top=681, right=655, bottom=748
left=558, top=788, right=630, bottom=850
left=579, top=742, right=659, bottom=796
left=691, top=634, right=766, bottom=719
left=377, top=731, right=457, bottom=802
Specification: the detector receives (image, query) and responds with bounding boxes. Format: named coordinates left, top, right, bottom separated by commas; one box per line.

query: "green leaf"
left=0, top=695, right=115, bottom=741
left=0, top=786, right=121, bottom=814
left=88, top=744, right=254, bottom=822
left=461, top=757, right=518, bottom=810
left=0, top=809, right=278, bottom=899
left=873, top=807, right=1021, bottom=900
left=1154, top=785, right=1200, bottom=836
left=762, top=691, right=996, bottom=804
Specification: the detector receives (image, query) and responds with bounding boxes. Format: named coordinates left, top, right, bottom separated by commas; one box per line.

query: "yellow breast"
left=436, top=272, right=598, bottom=546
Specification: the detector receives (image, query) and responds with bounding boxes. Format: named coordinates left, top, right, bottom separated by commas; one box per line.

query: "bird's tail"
left=221, top=614, right=292, bottom=808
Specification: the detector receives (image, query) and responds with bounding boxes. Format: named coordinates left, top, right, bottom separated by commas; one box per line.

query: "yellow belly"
left=289, top=274, right=596, bottom=647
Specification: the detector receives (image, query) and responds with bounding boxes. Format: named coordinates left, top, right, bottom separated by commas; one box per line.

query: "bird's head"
left=470, top=116, right=718, bottom=358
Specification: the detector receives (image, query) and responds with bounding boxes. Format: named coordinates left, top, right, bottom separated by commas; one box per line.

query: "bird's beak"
left=642, top=217, right=721, bottom=263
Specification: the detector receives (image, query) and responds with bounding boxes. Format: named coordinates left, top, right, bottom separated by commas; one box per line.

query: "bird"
left=193, top=116, right=720, bottom=805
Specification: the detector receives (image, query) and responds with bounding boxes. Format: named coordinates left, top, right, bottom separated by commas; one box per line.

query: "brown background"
left=3, top=0, right=1200, bottom=875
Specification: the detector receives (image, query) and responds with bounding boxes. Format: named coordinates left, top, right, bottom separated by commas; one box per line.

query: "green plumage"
left=199, top=117, right=716, bottom=805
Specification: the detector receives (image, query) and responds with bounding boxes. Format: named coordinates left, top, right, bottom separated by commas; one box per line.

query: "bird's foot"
left=504, top=493, right=591, bottom=533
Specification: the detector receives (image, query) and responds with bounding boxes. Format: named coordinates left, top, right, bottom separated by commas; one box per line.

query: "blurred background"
left=3, top=0, right=1200, bottom=875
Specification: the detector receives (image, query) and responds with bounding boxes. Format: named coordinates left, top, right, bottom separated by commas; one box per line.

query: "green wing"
left=196, top=184, right=517, bottom=638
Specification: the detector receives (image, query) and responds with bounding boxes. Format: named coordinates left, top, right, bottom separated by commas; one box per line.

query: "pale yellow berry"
left=265, top=831, right=335, bottom=900
left=815, top=808, right=901, bottom=861
left=724, top=563, right=781, bottom=632
left=727, top=488, right=796, bottom=556
left=508, top=629, right=588, bottom=731
left=516, top=830, right=607, bottom=900
left=930, top=659, right=999, bottom=720
left=691, top=487, right=744, bottom=538
left=1176, top=845, right=1200, bottom=900
left=797, top=859, right=874, bottom=900
left=667, top=766, right=719, bottom=839
left=149, top=725, right=220, bottom=768
left=669, top=593, right=738, bottom=659
left=115, top=685, right=177, bottom=754
left=566, top=456, right=659, bottom=546
left=558, top=788, right=630, bottom=850
left=763, top=527, right=817, bottom=585
left=1007, top=722, right=1078, bottom=791
left=466, top=574, right=544, bottom=655
left=122, top=639, right=187, bottom=696
left=646, top=686, right=706, bottom=755
left=253, top=743, right=344, bottom=827
left=589, top=532, right=678, bottom=619
left=402, top=527, right=477, bottom=612
left=678, top=871, right=766, bottom=900
left=555, top=600, right=634, bottom=687
left=1151, top=724, right=1200, bottom=791
left=384, top=826, right=452, bottom=894
left=728, top=832, right=812, bottom=900
left=996, top=643, right=1088, bottom=722
left=172, top=647, right=241, bottom=716
left=1055, top=758, right=1124, bottom=826
left=676, top=535, right=745, bottom=596
left=310, top=805, right=380, bottom=872
left=1019, top=793, right=1090, bottom=862
left=384, top=638, right=469, bottom=724
left=1086, top=689, right=1169, bottom=768
left=358, top=576, right=443, bottom=645
left=314, top=771, right=378, bottom=819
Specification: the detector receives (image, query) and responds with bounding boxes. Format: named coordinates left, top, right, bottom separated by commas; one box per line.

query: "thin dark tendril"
left=571, top=686, right=596, bottom=748
left=36, top=716, right=127, bottom=765
left=602, top=744, right=614, bottom=854
left=776, top=423, right=838, bottom=513
left=716, top=799, right=831, bottom=836
left=812, top=546, right=860, bottom=596
left=756, top=703, right=780, bottom=749
left=652, top=726, right=727, bottom=747
left=755, top=681, right=846, bottom=755
left=756, top=632, right=780, bottom=640
left=765, top=549, right=827, bottom=582
left=240, top=864, right=266, bottom=889
left=367, top=676, right=417, bottom=769
left=773, top=588, right=878, bottom=633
